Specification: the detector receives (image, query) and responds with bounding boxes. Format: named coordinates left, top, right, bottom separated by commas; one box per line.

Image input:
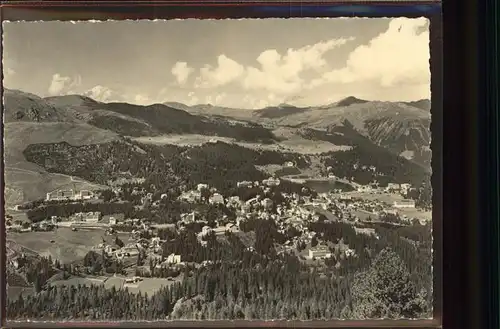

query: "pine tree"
left=346, top=247, right=424, bottom=319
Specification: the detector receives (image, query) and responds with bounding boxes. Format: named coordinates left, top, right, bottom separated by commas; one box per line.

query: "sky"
left=2, top=18, right=430, bottom=109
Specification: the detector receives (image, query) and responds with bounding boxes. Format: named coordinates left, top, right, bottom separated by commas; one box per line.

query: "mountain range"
left=3, top=88, right=432, bottom=206
left=164, top=95, right=432, bottom=167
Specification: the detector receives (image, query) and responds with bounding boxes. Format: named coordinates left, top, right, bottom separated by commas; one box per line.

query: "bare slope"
left=3, top=89, right=76, bottom=123
left=4, top=122, right=118, bottom=205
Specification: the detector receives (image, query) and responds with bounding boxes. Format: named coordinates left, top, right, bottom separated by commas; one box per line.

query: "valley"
left=3, top=16, right=435, bottom=322
left=4, top=88, right=433, bottom=321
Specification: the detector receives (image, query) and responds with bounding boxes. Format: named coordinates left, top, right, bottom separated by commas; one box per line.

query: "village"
left=6, top=172, right=430, bottom=291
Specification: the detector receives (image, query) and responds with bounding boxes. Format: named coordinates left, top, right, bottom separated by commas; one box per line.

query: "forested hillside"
left=7, top=221, right=432, bottom=321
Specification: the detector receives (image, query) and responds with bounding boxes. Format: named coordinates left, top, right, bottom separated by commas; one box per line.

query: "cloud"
left=312, top=18, right=430, bottom=88
left=134, top=94, right=151, bottom=105
left=204, top=93, right=227, bottom=106
left=194, top=55, right=245, bottom=88
left=158, top=87, right=284, bottom=109
left=48, top=74, right=82, bottom=95
left=4, top=67, right=15, bottom=77
left=171, top=62, right=194, bottom=85
left=179, top=37, right=353, bottom=98
left=3, top=68, right=16, bottom=86
left=153, top=22, right=430, bottom=108
left=242, top=38, right=354, bottom=95
left=47, top=74, right=142, bottom=103
left=83, top=86, right=153, bottom=105
left=83, top=85, right=125, bottom=102
left=3, top=50, right=17, bottom=85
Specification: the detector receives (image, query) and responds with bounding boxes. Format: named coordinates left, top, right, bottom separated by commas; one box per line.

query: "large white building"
left=72, top=211, right=102, bottom=222
left=400, top=183, right=412, bottom=193
left=393, top=199, right=416, bottom=208
left=308, top=246, right=332, bottom=259
left=263, top=177, right=280, bottom=187
left=46, top=189, right=94, bottom=201
left=197, top=183, right=209, bottom=192
left=46, top=189, right=75, bottom=201
left=183, top=211, right=196, bottom=223
left=237, top=181, right=253, bottom=188
left=109, top=217, right=117, bottom=225
left=74, top=190, right=94, bottom=200
left=166, top=253, right=181, bottom=264
left=386, top=183, right=401, bottom=191
left=209, top=193, right=224, bottom=204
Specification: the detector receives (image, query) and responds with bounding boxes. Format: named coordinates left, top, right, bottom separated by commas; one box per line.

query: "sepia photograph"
left=3, top=17, right=433, bottom=322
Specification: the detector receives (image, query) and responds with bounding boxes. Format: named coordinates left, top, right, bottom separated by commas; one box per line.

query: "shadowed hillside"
left=169, top=97, right=432, bottom=169
left=335, top=96, right=369, bottom=107
left=256, top=104, right=308, bottom=119
left=299, top=123, right=429, bottom=186
left=4, top=89, right=278, bottom=143
left=22, top=140, right=311, bottom=195
left=3, top=121, right=118, bottom=205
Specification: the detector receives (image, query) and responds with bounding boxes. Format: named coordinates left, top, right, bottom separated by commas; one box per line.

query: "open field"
left=394, top=207, right=432, bottom=221
left=352, top=209, right=378, bottom=221
left=304, top=179, right=355, bottom=193
left=49, top=275, right=182, bottom=296
left=49, top=276, right=102, bottom=288
left=122, top=276, right=182, bottom=295
left=334, top=191, right=432, bottom=221
left=4, top=122, right=119, bottom=169
left=7, top=228, right=131, bottom=264
left=5, top=210, right=30, bottom=223
left=336, top=191, right=407, bottom=204
left=4, top=168, right=105, bottom=207
left=132, top=131, right=351, bottom=155
left=133, top=134, right=234, bottom=147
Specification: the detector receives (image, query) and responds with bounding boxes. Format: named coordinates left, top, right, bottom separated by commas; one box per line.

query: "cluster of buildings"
left=32, top=174, right=424, bottom=280
left=386, top=183, right=412, bottom=194
left=197, top=223, right=239, bottom=245
left=174, top=178, right=421, bottom=261
left=307, top=242, right=356, bottom=260
left=71, top=211, right=102, bottom=222
left=94, top=240, right=140, bottom=259
left=179, top=178, right=283, bottom=206
left=393, top=199, right=416, bottom=208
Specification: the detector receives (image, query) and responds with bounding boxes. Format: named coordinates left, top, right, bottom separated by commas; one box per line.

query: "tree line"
left=7, top=247, right=430, bottom=321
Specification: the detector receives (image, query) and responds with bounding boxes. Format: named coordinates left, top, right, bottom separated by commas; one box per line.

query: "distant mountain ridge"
left=162, top=97, right=432, bottom=167
left=3, top=89, right=277, bottom=143
left=335, top=96, right=369, bottom=107
left=4, top=89, right=432, bottom=167
left=3, top=89, right=432, bottom=204
left=403, top=99, right=431, bottom=111
left=257, top=104, right=309, bottom=119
